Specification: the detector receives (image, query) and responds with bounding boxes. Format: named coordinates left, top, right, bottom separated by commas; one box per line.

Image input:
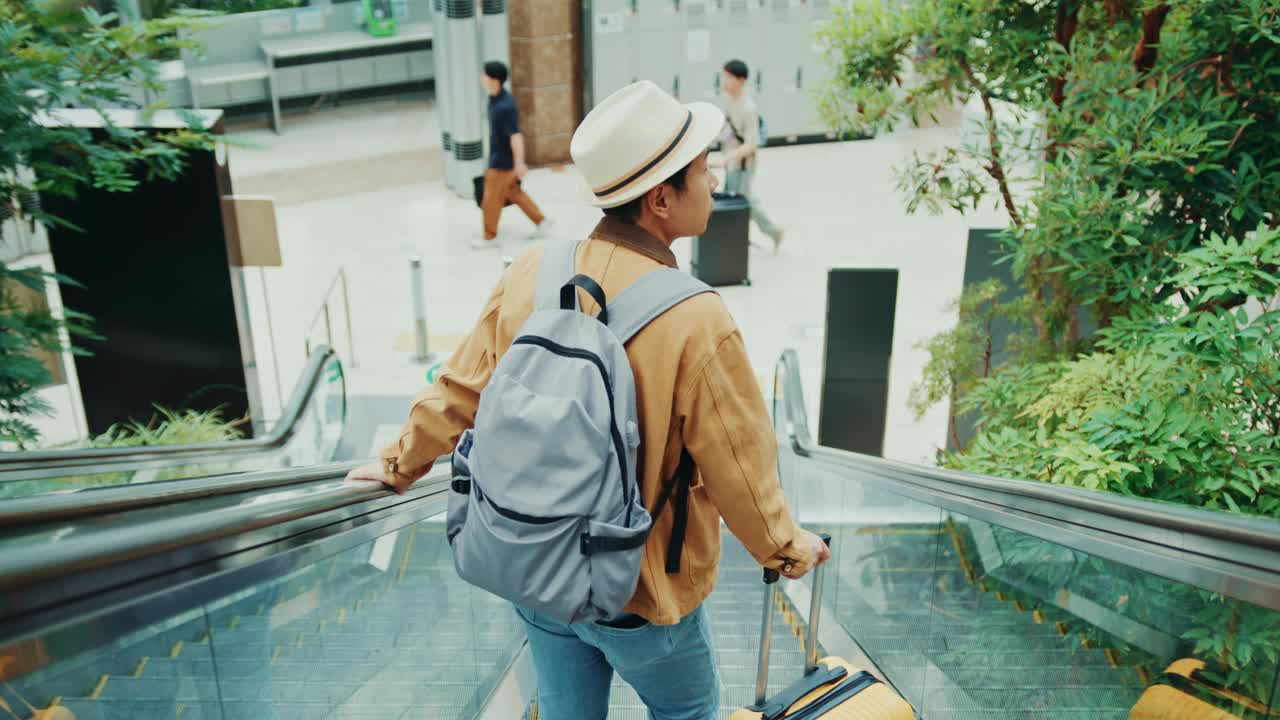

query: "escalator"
left=1, top=350, right=1277, bottom=719
left=0, top=348, right=348, bottom=501
left=771, top=350, right=1280, bottom=720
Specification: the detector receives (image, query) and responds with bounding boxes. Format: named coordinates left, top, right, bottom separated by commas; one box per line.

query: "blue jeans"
left=724, top=166, right=782, bottom=241
left=515, top=605, right=721, bottom=720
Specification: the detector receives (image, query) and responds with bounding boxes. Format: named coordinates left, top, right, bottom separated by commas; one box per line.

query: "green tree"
left=821, top=0, right=1278, bottom=509
left=0, top=0, right=215, bottom=446
left=822, top=1, right=1279, bottom=709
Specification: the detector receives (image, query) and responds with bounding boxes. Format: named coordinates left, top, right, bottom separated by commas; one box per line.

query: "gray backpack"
left=446, top=239, right=714, bottom=624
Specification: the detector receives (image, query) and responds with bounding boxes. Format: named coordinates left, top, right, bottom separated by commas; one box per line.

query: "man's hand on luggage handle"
left=781, top=530, right=832, bottom=580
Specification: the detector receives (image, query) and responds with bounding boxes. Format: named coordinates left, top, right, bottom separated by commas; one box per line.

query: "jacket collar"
left=589, top=217, right=678, bottom=268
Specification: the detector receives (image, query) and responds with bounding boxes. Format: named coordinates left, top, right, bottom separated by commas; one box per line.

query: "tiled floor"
left=227, top=93, right=1008, bottom=466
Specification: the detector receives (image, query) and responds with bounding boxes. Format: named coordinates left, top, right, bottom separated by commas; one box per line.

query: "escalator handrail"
left=0, top=466, right=450, bottom=592
left=0, top=461, right=358, bottom=526
left=0, top=455, right=449, bottom=527
left=0, top=346, right=343, bottom=474
left=774, top=349, right=1280, bottom=559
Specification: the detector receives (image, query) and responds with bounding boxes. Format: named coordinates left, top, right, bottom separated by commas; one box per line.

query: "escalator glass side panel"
left=0, top=514, right=526, bottom=720
left=790, top=452, right=1280, bottom=720
left=0, top=355, right=346, bottom=501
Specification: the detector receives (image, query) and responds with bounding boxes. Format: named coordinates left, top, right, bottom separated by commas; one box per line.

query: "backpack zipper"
left=511, top=335, right=633, bottom=524
left=474, top=482, right=574, bottom=525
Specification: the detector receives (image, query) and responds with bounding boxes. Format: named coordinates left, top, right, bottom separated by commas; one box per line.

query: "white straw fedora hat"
left=571, top=80, right=725, bottom=209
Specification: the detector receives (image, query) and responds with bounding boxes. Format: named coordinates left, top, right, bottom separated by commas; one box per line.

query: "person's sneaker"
left=471, top=236, right=499, bottom=250
left=771, top=229, right=785, bottom=255
left=529, top=218, right=554, bottom=241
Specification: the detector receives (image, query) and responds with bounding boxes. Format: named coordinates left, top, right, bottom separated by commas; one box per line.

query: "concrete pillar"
left=480, top=0, right=510, bottom=66
left=444, top=0, right=486, bottom=195
left=430, top=0, right=459, bottom=194
left=508, top=0, right=581, bottom=165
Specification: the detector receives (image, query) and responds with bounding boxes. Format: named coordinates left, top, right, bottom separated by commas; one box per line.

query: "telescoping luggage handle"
left=754, top=533, right=833, bottom=709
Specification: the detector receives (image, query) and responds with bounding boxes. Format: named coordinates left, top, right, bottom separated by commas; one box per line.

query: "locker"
left=633, top=0, right=682, bottom=32
left=768, top=3, right=811, bottom=138
left=711, top=1, right=759, bottom=70
left=682, top=0, right=718, bottom=102
left=802, top=9, right=837, bottom=136
left=588, top=0, right=634, bottom=108
left=631, top=30, right=682, bottom=99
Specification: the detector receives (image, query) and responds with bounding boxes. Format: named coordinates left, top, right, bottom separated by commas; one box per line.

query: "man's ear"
left=644, top=184, right=672, bottom=221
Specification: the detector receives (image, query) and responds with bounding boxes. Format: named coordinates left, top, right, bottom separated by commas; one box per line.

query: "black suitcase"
left=472, top=174, right=517, bottom=209
left=691, top=192, right=751, bottom=287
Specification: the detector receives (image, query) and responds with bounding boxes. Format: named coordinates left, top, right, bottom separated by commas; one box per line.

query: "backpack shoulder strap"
left=535, top=239, right=583, bottom=310
left=606, top=268, right=715, bottom=344
left=726, top=115, right=744, bottom=144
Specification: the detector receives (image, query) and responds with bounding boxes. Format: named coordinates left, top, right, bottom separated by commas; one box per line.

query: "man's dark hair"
left=724, top=59, right=749, bottom=80
left=602, top=161, right=692, bottom=224
left=484, top=61, right=509, bottom=85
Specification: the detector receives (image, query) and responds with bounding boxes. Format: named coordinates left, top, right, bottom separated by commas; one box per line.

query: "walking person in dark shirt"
left=476, top=61, right=550, bottom=249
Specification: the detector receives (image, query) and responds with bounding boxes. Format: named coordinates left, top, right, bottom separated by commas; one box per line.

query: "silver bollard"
left=410, top=256, right=430, bottom=363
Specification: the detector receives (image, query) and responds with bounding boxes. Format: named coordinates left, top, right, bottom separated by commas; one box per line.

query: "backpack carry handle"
left=753, top=533, right=834, bottom=708
left=561, top=274, right=609, bottom=325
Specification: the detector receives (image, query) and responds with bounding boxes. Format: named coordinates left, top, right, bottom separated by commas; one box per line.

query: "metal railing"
left=0, top=347, right=345, bottom=481
left=305, top=268, right=357, bottom=369
left=771, top=348, right=1280, bottom=611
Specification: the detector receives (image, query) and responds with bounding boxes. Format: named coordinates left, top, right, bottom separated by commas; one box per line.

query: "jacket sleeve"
left=379, top=277, right=506, bottom=492
left=677, top=329, right=801, bottom=568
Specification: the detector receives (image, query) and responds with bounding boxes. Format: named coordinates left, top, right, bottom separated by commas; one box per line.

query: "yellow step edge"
left=169, top=641, right=184, bottom=659
left=132, top=657, right=149, bottom=678
left=88, top=675, right=109, bottom=699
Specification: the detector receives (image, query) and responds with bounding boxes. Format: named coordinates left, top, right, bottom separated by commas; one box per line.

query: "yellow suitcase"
left=1129, top=659, right=1250, bottom=720
left=730, top=535, right=916, bottom=720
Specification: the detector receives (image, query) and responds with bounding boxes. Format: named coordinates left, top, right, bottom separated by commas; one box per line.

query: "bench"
left=187, top=61, right=276, bottom=131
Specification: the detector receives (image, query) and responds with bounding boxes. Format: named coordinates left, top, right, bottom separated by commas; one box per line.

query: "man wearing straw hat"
left=348, top=80, right=829, bottom=719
